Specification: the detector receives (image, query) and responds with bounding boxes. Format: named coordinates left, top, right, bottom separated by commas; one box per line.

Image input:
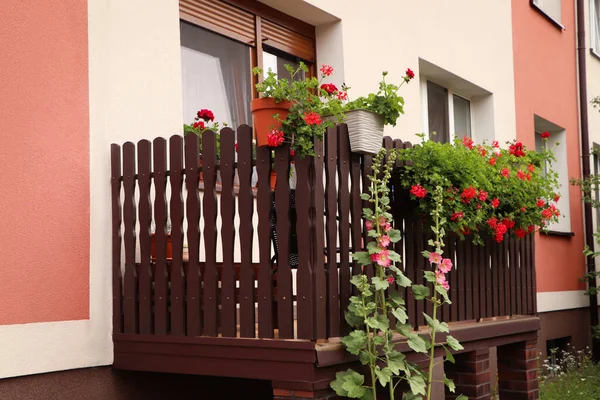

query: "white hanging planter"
left=345, top=109, right=385, bottom=155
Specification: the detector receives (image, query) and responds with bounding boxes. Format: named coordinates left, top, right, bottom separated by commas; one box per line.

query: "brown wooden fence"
left=110, top=125, right=537, bottom=340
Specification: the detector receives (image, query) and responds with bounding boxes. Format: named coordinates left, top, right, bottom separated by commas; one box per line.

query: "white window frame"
left=532, top=0, right=563, bottom=25
left=421, top=79, right=474, bottom=142
left=591, top=0, right=600, bottom=55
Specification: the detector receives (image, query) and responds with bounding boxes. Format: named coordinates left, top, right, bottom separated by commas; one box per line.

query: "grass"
left=539, top=346, right=600, bottom=400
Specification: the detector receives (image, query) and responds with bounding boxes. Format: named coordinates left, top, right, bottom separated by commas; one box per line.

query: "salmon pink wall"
left=511, top=0, right=585, bottom=292
left=0, top=2, right=89, bottom=324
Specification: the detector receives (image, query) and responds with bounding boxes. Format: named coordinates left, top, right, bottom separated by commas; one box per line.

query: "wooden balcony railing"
left=110, top=124, right=536, bottom=341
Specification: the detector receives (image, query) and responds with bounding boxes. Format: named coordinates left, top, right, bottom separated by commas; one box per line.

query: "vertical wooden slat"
left=515, top=237, right=522, bottom=315
left=392, top=139, right=406, bottom=319
left=256, top=145, right=273, bottom=338
left=202, top=130, right=218, bottom=336
left=237, top=126, right=255, bottom=338
left=274, top=143, right=293, bottom=339
left=312, top=136, right=327, bottom=339
left=324, top=127, right=340, bottom=338
left=464, top=238, right=473, bottom=320
left=448, top=235, right=458, bottom=322
left=415, top=221, right=425, bottom=327
left=531, top=235, right=537, bottom=313
left=337, top=126, right=352, bottom=335
left=472, top=237, right=480, bottom=321
left=220, top=128, right=237, bottom=337
left=503, top=239, right=511, bottom=316
left=457, top=239, right=466, bottom=321
left=350, top=152, right=363, bottom=279
left=498, top=239, right=506, bottom=316
left=405, top=215, right=417, bottom=327
left=152, top=138, right=169, bottom=335
left=122, top=142, right=138, bottom=334
left=485, top=236, right=493, bottom=318
left=137, top=139, right=153, bottom=334
left=361, top=154, right=374, bottom=280
left=185, top=133, right=202, bottom=336
left=110, top=144, right=123, bottom=334
left=296, top=155, right=315, bottom=339
left=520, top=237, right=528, bottom=315
left=478, top=242, right=486, bottom=319
left=510, top=237, right=517, bottom=316
left=492, top=237, right=500, bottom=317
left=169, top=135, right=186, bottom=335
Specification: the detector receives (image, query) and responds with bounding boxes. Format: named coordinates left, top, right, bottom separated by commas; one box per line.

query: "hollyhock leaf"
left=436, top=285, right=451, bottom=304
left=342, top=330, right=368, bottom=355
left=373, top=335, right=385, bottom=346
left=412, top=284, right=430, bottom=300
left=444, top=346, right=455, bottom=364
left=444, top=375, right=456, bottom=393
left=402, top=393, right=422, bottom=400
left=352, top=252, right=372, bottom=267
left=395, top=272, right=412, bottom=287
left=424, top=271, right=437, bottom=283
left=362, top=208, right=374, bottom=217
left=456, top=395, right=468, bottom=400
left=407, top=332, right=427, bottom=354
left=388, top=290, right=406, bottom=306
left=367, top=229, right=379, bottom=238
left=388, top=229, right=402, bottom=243
left=366, top=241, right=380, bottom=254
left=372, top=276, right=389, bottom=291
left=446, top=335, right=464, bottom=351
left=386, top=350, right=407, bottom=375
left=388, top=251, right=401, bottom=262
left=337, top=369, right=366, bottom=398
left=422, top=250, right=431, bottom=259
left=360, top=193, right=370, bottom=201
left=408, top=374, right=426, bottom=396
left=375, top=366, right=393, bottom=386
left=395, top=323, right=413, bottom=337
left=366, top=314, right=389, bottom=331
left=380, top=196, right=390, bottom=206
left=358, top=350, right=371, bottom=365
left=392, top=307, right=408, bottom=324
left=428, top=239, right=436, bottom=246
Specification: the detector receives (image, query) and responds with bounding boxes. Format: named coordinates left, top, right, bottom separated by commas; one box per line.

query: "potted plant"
left=252, top=63, right=345, bottom=157
left=183, top=108, right=226, bottom=181
left=343, top=69, right=414, bottom=154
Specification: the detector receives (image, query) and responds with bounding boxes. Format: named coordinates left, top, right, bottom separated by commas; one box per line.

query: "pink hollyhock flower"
left=384, top=223, right=392, bottom=232
left=375, top=250, right=391, bottom=267
left=429, top=252, right=442, bottom=264
left=365, top=220, right=373, bottom=231
left=378, top=216, right=387, bottom=226
left=435, top=271, right=449, bottom=290
left=379, top=235, right=391, bottom=248
left=442, top=281, right=450, bottom=291
left=439, top=258, right=453, bottom=273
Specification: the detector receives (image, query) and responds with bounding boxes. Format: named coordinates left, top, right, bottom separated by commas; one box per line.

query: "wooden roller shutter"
left=179, top=0, right=256, bottom=45
left=261, top=19, right=315, bottom=63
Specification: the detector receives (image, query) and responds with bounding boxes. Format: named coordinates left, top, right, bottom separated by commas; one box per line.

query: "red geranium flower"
left=406, top=68, right=415, bottom=80
left=451, top=212, right=464, bottom=221
left=541, top=131, right=550, bottom=139
left=462, top=136, right=474, bottom=150
left=234, top=142, right=239, bottom=152
left=197, top=109, right=215, bottom=122
left=528, top=164, right=535, bottom=173
left=337, top=91, right=348, bottom=100
left=304, top=112, right=322, bottom=125
left=193, top=121, right=205, bottom=130
left=536, top=199, right=545, bottom=208
left=501, top=168, right=510, bottom=178
left=290, top=149, right=296, bottom=157
left=478, top=190, right=488, bottom=202
left=460, top=186, right=477, bottom=203
left=320, top=83, right=338, bottom=95
left=509, top=142, right=525, bottom=157
left=528, top=225, right=535, bottom=233
left=320, top=64, right=334, bottom=77
left=517, top=170, right=527, bottom=181
left=410, top=184, right=428, bottom=199
left=492, top=140, right=499, bottom=148
left=515, top=228, right=527, bottom=239
left=553, top=193, right=560, bottom=202
left=478, top=146, right=487, bottom=157
left=489, top=157, right=497, bottom=166
left=491, top=198, right=500, bottom=208
left=267, top=129, right=285, bottom=147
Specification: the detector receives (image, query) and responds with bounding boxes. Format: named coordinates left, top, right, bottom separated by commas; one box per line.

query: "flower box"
left=345, top=109, right=385, bottom=155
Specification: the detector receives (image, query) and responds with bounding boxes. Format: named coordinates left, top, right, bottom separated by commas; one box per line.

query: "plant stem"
left=426, top=293, right=439, bottom=400
left=362, top=293, right=378, bottom=399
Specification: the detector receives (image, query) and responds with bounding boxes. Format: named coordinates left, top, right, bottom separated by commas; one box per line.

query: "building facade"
left=0, top=0, right=594, bottom=397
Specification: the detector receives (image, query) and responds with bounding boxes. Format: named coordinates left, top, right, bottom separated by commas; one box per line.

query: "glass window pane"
left=427, top=81, right=449, bottom=143
left=453, top=95, right=471, bottom=138
left=262, top=48, right=306, bottom=82
left=179, top=21, right=252, bottom=129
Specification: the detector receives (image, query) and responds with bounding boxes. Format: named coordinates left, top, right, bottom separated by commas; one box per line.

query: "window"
left=534, top=115, right=571, bottom=233
left=591, top=0, right=600, bottom=54
left=532, top=0, right=562, bottom=24
left=425, top=81, right=472, bottom=143
left=179, top=0, right=316, bottom=125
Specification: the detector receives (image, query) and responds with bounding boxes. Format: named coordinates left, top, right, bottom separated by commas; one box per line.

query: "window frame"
left=421, top=79, right=474, bottom=143
left=179, top=0, right=317, bottom=99
left=530, top=0, right=565, bottom=30
left=591, top=0, right=600, bottom=58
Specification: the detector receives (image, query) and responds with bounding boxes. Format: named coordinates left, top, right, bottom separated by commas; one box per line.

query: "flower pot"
left=251, top=98, right=292, bottom=147
left=345, top=109, right=385, bottom=154
left=270, top=170, right=277, bottom=190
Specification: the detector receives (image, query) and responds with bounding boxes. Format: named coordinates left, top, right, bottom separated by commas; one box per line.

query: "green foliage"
left=397, top=135, right=560, bottom=244
left=540, top=346, right=600, bottom=400
left=345, top=71, right=409, bottom=126
left=183, top=111, right=229, bottom=160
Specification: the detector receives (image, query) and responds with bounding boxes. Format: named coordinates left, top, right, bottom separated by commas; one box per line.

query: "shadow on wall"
left=0, top=367, right=272, bottom=400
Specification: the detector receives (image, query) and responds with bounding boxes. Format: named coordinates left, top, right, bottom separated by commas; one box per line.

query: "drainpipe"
left=576, top=0, right=600, bottom=361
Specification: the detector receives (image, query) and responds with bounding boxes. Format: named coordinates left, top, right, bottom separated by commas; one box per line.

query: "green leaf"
left=375, top=366, right=393, bottom=386
left=392, top=307, right=408, bottom=324
left=360, top=193, right=371, bottom=201
left=342, top=330, right=368, bottom=355
left=435, top=285, right=451, bottom=304
left=402, top=393, right=423, bottom=400
left=367, top=241, right=380, bottom=254
left=372, top=276, right=389, bottom=291
left=395, top=272, right=412, bottom=287
left=358, top=350, right=371, bottom=365
left=412, top=285, right=431, bottom=300
left=423, top=313, right=449, bottom=333
left=422, top=250, right=431, bottom=259
left=424, top=271, right=437, bottom=283
left=388, top=289, right=406, bottom=306
left=387, top=229, right=402, bottom=243
left=365, top=314, right=389, bottom=331
left=446, top=335, right=464, bottom=351
left=353, top=252, right=372, bottom=267
left=386, top=349, right=407, bottom=375
left=444, top=375, right=456, bottom=393
left=388, top=250, right=401, bottom=262
left=395, top=323, right=413, bottom=337
left=367, top=229, right=379, bottom=238
left=407, top=332, right=427, bottom=354
left=444, top=345, right=455, bottom=364
left=330, top=369, right=365, bottom=398
left=456, top=395, right=468, bottom=400
left=407, top=374, right=426, bottom=396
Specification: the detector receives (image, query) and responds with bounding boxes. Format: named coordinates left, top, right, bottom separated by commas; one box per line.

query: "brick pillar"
left=497, top=339, right=539, bottom=400
left=272, top=388, right=339, bottom=400
left=444, top=348, right=491, bottom=400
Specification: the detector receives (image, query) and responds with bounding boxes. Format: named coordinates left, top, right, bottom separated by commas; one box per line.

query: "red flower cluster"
left=462, top=136, right=474, bottom=150
left=536, top=199, right=545, bottom=207
left=460, top=186, right=477, bottom=203
left=515, top=228, right=527, bottom=238
left=451, top=211, right=464, bottom=221
left=410, top=184, right=428, bottom=199
left=193, top=121, right=205, bottom=129
left=197, top=109, right=215, bottom=122
left=406, top=68, right=415, bottom=79
left=516, top=169, right=531, bottom=181
left=509, top=142, right=525, bottom=157
left=492, top=140, right=499, bottom=148
left=320, top=83, right=338, bottom=95
left=320, top=64, right=334, bottom=77
left=501, top=168, right=510, bottom=178
left=304, top=112, right=322, bottom=125
left=489, top=157, right=497, bottom=166
left=541, top=131, right=550, bottom=139
left=488, top=218, right=508, bottom=243
left=553, top=193, right=560, bottom=202
left=478, top=146, right=487, bottom=157
left=528, top=164, right=535, bottom=173
left=478, top=190, right=488, bottom=202
left=267, top=129, right=285, bottom=147
left=337, top=91, right=348, bottom=100
left=542, top=204, right=560, bottom=220
left=491, top=198, right=500, bottom=208
left=290, top=149, right=296, bottom=157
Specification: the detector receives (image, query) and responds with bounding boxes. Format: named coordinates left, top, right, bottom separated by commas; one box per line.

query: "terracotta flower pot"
left=270, top=170, right=277, bottom=190
left=251, top=97, right=292, bottom=147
